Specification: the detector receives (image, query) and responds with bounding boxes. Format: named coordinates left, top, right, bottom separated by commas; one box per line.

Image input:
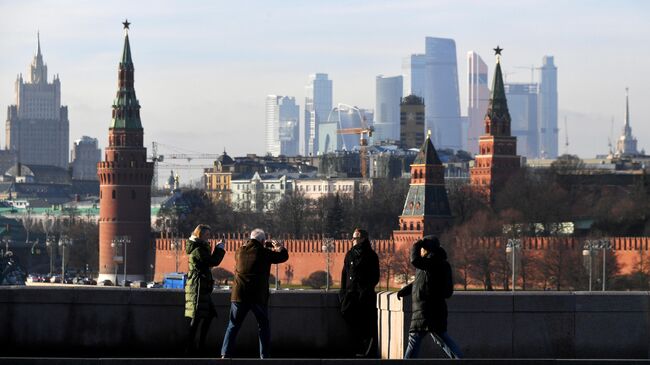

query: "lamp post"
left=46, top=235, right=56, bottom=275
left=1, top=236, right=11, bottom=255
left=583, top=238, right=612, bottom=291
left=321, top=238, right=335, bottom=291
left=505, top=239, right=522, bottom=292
left=111, top=235, right=131, bottom=286
left=58, top=236, right=72, bottom=284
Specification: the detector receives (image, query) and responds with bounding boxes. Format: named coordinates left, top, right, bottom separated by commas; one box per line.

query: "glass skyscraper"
left=374, top=75, right=403, bottom=142
left=506, top=83, right=539, bottom=158
left=467, top=51, right=489, bottom=155
left=266, top=95, right=300, bottom=156
left=539, top=56, right=558, bottom=158
left=402, top=54, right=426, bottom=98
left=304, top=73, right=333, bottom=156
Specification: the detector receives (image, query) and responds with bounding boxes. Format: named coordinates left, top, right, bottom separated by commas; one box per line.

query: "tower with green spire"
left=97, top=20, right=154, bottom=284
left=470, top=46, right=521, bottom=203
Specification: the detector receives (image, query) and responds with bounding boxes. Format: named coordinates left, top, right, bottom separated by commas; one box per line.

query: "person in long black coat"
left=339, top=228, right=380, bottom=357
left=397, top=236, right=463, bottom=359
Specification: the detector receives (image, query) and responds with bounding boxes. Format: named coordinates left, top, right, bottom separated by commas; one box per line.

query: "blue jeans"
left=220, top=302, right=271, bottom=358
left=404, top=331, right=463, bottom=359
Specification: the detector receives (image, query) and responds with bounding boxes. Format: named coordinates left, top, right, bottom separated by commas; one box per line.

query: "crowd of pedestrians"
left=182, top=224, right=461, bottom=359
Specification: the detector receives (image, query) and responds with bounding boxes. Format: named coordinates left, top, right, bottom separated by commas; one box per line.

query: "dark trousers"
left=186, top=316, right=213, bottom=353
left=404, top=331, right=463, bottom=359
left=220, top=302, right=271, bottom=358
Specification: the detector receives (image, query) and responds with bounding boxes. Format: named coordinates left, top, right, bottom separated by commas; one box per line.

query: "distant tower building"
left=400, top=95, right=425, bottom=149
left=393, top=131, right=452, bottom=249
left=265, top=95, right=300, bottom=156
left=615, top=88, right=640, bottom=157
left=539, top=55, right=558, bottom=158
left=5, top=33, right=69, bottom=168
left=374, top=75, right=403, bottom=142
left=505, top=83, right=539, bottom=158
left=97, top=21, right=154, bottom=283
left=304, top=73, right=332, bottom=156
left=71, top=136, right=101, bottom=180
left=424, top=37, right=462, bottom=150
left=402, top=54, right=426, bottom=98
left=470, top=47, right=521, bottom=203
left=467, top=51, right=489, bottom=155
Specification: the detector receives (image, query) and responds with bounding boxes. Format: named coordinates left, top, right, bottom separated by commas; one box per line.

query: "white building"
left=374, top=75, right=403, bottom=142
left=266, top=95, right=300, bottom=156
left=71, top=136, right=101, bottom=180
left=304, top=73, right=333, bottom=156
left=294, top=178, right=372, bottom=200
left=231, top=172, right=293, bottom=212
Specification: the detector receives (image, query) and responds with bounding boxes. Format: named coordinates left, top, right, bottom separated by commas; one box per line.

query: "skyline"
left=0, top=1, right=648, bottom=179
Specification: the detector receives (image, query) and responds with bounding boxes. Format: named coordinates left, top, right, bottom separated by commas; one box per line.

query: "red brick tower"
left=97, top=20, right=154, bottom=283
left=393, top=132, right=452, bottom=248
left=470, top=46, right=520, bottom=203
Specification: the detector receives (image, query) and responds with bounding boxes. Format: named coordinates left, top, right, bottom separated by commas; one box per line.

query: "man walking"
left=339, top=228, right=380, bottom=357
left=221, top=228, right=289, bottom=359
left=397, top=236, right=462, bottom=359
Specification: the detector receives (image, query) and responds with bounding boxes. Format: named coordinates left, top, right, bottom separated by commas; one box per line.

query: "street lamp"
left=46, top=235, right=56, bottom=275
left=505, top=239, right=522, bottom=292
left=170, top=239, right=181, bottom=273
left=321, top=238, right=335, bottom=291
left=582, top=238, right=612, bottom=291
left=111, top=236, right=131, bottom=286
left=1, top=236, right=11, bottom=256
left=58, top=236, right=72, bottom=283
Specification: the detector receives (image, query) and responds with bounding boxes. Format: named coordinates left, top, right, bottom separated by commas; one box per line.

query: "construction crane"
left=514, top=65, right=542, bottom=84
left=149, top=141, right=222, bottom=189
left=337, top=111, right=374, bottom=179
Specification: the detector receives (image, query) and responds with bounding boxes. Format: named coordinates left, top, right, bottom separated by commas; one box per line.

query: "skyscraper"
left=6, top=33, right=69, bottom=168
left=424, top=37, right=462, bottom=150
left=467, top=51, right=489, bottom=155
left=304, top=73, right=332, bottom=156
left=71, top=136, right=101, bottom=180
left=539, top=56, right=558, bottom=158
left=265, top=95, right=300, bottom=156
left=614, top=88, right=640, bottom=157
left=402, top=54, right=426, bottom=98
left=97, top=21, right=154, bottom=283
left=505, top=83, right=539, bottom=158
left=374, top=75, right=403, bottom=142
left=400, top=94, right=425, bottom=149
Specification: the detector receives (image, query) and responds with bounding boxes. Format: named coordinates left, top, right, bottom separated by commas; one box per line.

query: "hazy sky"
left=0, top=0, right=648, bottom=184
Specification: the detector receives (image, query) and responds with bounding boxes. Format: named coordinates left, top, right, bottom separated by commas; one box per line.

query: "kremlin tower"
left=470, top=46, right=521, bottom=203
left=97, top=21, right=154, bottom=283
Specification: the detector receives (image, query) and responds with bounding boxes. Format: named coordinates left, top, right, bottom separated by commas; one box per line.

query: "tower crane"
left=149, top=141, right=223, bottom=188
left=337, top=114, right=374, bottom=179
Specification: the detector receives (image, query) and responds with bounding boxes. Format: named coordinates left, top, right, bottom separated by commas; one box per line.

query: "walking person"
left=397, top=236, right=463, bottom=359
left=220, top=228, right=289, bottom=359
left=339, top=228, right=380, bottom=358
left=184, top=224, right=225, bottom=355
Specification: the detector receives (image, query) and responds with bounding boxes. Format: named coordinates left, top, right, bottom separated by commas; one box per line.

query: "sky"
left=0, top=0, right=648, bottom=184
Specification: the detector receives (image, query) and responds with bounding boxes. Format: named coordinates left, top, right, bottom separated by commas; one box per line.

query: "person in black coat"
left=397, top=236, right=462, bottom=359
left=339, top=228, right=380, bottom=357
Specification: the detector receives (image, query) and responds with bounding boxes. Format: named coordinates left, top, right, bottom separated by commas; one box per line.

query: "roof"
left=413, top=136, right=442, bottom=165
left=401, top=184, right=451, bottom=217
left=110, top=31, right=142, bottom=130
left=485, top=58, right=510, bottom=133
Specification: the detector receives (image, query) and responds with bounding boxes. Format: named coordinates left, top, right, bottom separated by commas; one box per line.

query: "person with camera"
left=220, top=228, right=289, bottom=359
left=184, top=224, right=225, bottom=355
left=339, top=228, right=380, bottom=358
left=397, top=235, right=462, bottom=359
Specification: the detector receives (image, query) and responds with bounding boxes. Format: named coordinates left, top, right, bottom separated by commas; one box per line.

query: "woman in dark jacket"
left=397, top=236, right=462, bottom=359
left=184, top=224, right=225, bottom=354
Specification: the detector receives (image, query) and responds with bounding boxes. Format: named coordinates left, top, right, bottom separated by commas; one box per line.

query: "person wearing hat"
left=184, top=224, right=225, bottom=354
left=339, top=228, right=380, bottom=357
left=221, top=228, right=289, bottom=359
left=397, top=236, right=462, bottom=359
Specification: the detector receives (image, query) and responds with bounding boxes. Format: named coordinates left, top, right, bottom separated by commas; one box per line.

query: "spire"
left=485, top=45, right=510, bottom=136
left=624, top=87, right=630, bottom=133
left=110, top=20, right=142, bottom=129
left=413, top=131, right=442, bottom=165
left=29, top=31, right=47, bottom=84
left=37, top=30, right=42, bottom=57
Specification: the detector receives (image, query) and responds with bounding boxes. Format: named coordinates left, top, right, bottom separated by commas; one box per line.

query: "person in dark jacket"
left=397, top=236, right=462, bottom=359
left=339, top=228, right=380, bottom=357
left=220, top=228, right=289, bottom=359
left=184, top=224, right=225, bottom=354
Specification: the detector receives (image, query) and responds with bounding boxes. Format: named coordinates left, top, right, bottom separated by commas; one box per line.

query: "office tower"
left=6, top=33, right=69, bottom=168
left=97, top=21, right=154, bottom=283
left=71, top=136, right=101, bottom=180
left=374, top=75, right=403, bottom=142
left=424, top=37, right=462, bottom=150
left=614, top=88, right=640, bottom=157
left=304, top=73, right=332, bottom=156
left=505, top=83, right=539, bottom=158
left=400, top=95, right=425, bottom=149
left=266, top=95, right=300, bottom=156
left=402, top=54, right=426, bottom=98
left=539, top=56, right=558, bottom=158
left=467, top=51, right=490, bottom=155
left=470, top=48, right=520, bottom=203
